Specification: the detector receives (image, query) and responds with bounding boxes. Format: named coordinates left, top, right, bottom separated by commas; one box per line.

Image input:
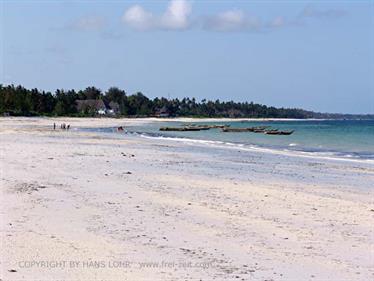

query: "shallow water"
left=87, top=120, right=374, bottom=162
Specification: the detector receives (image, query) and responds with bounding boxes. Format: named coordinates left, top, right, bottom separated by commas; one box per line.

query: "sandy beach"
left=1, top=117, right=373, bottom=281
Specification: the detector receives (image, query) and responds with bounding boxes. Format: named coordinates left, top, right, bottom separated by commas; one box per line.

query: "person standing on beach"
left=53, top=123, right=56, bottom=130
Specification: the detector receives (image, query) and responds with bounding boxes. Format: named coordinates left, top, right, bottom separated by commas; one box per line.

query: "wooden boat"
left=222, top=126, right=271, bottom=133
left=279, top=130, right=294, bottom=135
left=265, top=130, right=294, bottom=135
left=188, top=124, right=230, bottom=129
left=247, top=126, right=270, bottom=132
left=263, top=129, right=278, bottom=133
left=159, top=127, right=201, bottom=131
left=252, top=129, right=266, bottom=133
left=209, top=124, right=230, bottom=129
left=170, top=124, right=224, bottom=131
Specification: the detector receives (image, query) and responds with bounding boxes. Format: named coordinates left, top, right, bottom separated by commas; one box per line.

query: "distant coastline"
left=1, top=84, right=373, bottom=119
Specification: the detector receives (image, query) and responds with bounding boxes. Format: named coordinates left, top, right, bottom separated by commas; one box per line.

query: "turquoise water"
left=124, top=120, right=374, bottom=161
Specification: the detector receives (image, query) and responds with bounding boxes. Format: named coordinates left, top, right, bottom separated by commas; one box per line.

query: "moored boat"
left=188, top=124, right=230, bottom=129
left=247, top=126, right=270, bottom=132
left=209, top=124, right=230, bottom=128
left=159, top=127, right=202, bottom=131
left=265, top=130, right=294, bottom=135
left=221, top=127, right=250, bottom=132
left=279, top=130, right=294, bottom=135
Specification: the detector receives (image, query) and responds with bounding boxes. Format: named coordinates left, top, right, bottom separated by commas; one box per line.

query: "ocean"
left=89, top=120, right=374, bottom=162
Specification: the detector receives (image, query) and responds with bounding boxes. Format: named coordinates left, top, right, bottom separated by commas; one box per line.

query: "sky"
left=1, top=0, right=373, bottom=114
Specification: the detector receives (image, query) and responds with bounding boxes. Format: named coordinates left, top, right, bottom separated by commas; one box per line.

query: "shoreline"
left=2, top=116, right=373, bottom=163
left=0, top=116, right=357, bottom=122
left=1, top=117, right=373, bottom=280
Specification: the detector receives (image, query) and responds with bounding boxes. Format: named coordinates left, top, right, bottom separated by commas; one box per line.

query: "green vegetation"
left=0, top=84, right=372, bottom=119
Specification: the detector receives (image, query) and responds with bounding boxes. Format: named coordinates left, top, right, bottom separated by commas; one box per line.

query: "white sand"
left=1, top=117, right=373, bottom=281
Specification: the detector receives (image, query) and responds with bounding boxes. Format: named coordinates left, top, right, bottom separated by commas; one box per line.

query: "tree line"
left=0, top=84, right=372, bottom=119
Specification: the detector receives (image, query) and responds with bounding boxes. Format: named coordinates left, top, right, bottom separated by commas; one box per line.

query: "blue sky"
left=1, top=0, right=373, bottom=114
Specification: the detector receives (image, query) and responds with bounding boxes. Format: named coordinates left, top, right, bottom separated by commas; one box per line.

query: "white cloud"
left=204, top=9, right=260, bottom=32
left=122, top=0, right=191, bottom=31
left=203, top=10, right=289, bottom=33
left=161, top=0, right=191, bottom=30
left=122, top=5, right=154, bottom=30
left=121, top=3, right=346, bottom=33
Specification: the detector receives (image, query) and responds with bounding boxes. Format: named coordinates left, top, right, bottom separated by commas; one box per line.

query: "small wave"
left=140, top=134, right=226, bottom=146
left=289, top=143, right=298, bottom=147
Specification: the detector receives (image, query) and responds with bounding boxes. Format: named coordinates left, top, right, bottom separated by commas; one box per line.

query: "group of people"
left=53, top=123, right=70, bottom=130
